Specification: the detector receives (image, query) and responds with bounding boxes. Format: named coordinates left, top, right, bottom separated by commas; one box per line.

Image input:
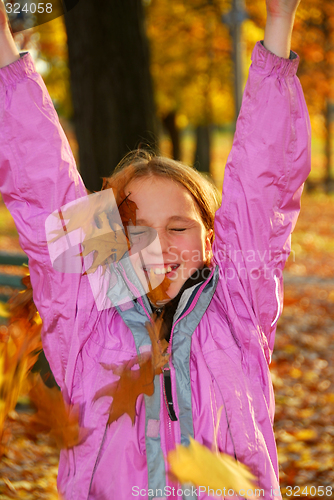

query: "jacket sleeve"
left=213, top=41, right=311, bottom=358
left=0, top=53, right=93, bottom=390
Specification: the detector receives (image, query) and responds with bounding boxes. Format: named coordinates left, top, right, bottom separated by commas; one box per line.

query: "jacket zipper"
left=162, top=364, right=177, bottom=421
left=103, top=265, right=214, bottom=498
left=162, top=271, right=215, bottom=499
left=163, top=270, right=214, bottom=420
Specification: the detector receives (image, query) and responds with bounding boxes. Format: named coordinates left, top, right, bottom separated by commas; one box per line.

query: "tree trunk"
left=162, top=111, right=181, bottom=160
left=64, top=0, right=158, bottom=192
left=193, top=125, right=211, bottom=173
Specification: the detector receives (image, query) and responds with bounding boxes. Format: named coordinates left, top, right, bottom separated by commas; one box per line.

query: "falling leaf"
left=167, top=437, right=256, bottom=496
left=81, top=221, right=129, bottom=274
left=145, top=314, right=170, bottom=371
left=93, top=355, right=155, bottom=425
left=0, top=274, right=43, bottom=449
left=94, top=315, right=169, bottom=424
left=27, top=374, right=90, bottom=449
left=0, top=302, right=10, bottom=319
left=116, top=190, right=138, bottom=236
left=146, top=271, right=171, bottom=307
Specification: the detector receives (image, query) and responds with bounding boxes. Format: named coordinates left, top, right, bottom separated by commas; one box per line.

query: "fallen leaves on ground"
left=271, top=282, right=334, bottom=492
left=0, top=192, right=334, bottom=497
left=0, top=411, right=60, bottom=499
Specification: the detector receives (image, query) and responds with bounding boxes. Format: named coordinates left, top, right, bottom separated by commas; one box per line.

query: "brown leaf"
left=145, top=315, right=170, bottom=371
left=146, top=271, right=171, bottom=307
left=94, top=314, right=170, bottom=425
left=9, top=274, right=38, bottom=325
left=117, top=190, right=137, bottom=233
left=81, top=223, right=129, bottom=274
left=28, top=375, right=89, bottom=449
left=94, top=355, right=155, bottom=425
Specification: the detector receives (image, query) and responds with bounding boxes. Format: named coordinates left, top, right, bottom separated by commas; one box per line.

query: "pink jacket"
left=0, top=41, right=311, bottom=500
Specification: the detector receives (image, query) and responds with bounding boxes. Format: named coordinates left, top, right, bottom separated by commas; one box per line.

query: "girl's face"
left=125, top=176, right=212, bottom=300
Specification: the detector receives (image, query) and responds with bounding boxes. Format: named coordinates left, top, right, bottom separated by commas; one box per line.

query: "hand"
left=264, top=0, right=301, bottom=58
left=266, top=0, right=301, bottom=20
left=0, top=0, right=8, bottom=30
left=0, top=0, right=20, bottom=68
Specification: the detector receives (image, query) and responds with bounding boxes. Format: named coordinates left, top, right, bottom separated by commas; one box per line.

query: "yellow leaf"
left=167, top=437, right=257, bottom=497
left=81, top=222, right=129, bottom=274
left=294, top=429, right=318, bottom=441
left=0, top=302, right=9, bottom=318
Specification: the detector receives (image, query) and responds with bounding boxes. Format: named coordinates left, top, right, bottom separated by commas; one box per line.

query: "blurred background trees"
left=13, top=0, right=334, bottom=189
left=63, top=0, right=158, bottom=191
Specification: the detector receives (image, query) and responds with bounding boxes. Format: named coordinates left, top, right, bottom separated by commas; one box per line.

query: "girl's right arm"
left=0, top=5, right=94, bottom=393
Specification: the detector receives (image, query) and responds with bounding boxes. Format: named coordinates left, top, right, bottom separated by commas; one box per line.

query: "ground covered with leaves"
left=0, top=192, right=333, bottom=499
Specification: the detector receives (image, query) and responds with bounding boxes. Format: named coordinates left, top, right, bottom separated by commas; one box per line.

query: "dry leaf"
left=48, top=186, right=138, bottom=275
left=147, top=271, right=171, bottom=307
left=94, top=315, right=169, bottom=425
left=49, top=190, right=118, bottom=243
left=145, top=315, right=170, bottom=371
left=93, top=355, right=155, bottom=425
left=28, top=374, right=90, bottom=449
left=81, top=222, right=129, bottom=274
left=167, top=437, right=256, bottom=496
left=0, top=274, right=43, bottom=447
left=116, top=190, right=137, bottom=235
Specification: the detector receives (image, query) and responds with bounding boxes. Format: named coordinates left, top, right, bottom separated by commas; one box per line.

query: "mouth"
left=142, top=264, right=180, bottom=278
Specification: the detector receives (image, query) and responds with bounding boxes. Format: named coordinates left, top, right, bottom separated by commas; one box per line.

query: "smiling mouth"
left=142, top=264, right=180, bottom=276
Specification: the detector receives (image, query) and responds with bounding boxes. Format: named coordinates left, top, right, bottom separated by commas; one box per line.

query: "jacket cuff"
left=0, top=52, right=36, bottom=87
left=252, top=41, right=299, bottom=77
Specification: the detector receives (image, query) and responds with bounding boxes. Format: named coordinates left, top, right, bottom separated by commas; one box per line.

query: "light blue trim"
left=108, top=263, right=219, bottom=497
left=145, top=376, right=165, bottom=500
left=173, top=267, right=219, bottom=448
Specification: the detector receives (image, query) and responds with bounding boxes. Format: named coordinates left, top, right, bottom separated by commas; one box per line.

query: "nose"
left=145, top=229, right=169, bottom=257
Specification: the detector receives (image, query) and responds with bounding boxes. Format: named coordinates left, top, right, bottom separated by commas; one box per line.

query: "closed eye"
left=170, top=228, right=186, bottom=232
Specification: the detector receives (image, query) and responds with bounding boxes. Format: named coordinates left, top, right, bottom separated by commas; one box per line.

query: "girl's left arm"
left=213, top=0, right=311, bottom=360
left=263, top=0, right=301, bottom=58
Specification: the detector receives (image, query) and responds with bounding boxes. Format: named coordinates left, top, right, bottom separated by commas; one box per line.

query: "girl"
left=0, top=0, right=310, bottom=499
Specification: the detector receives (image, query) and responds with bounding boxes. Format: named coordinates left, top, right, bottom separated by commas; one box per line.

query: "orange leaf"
left=94, top=355, right=155, bottom=425
left=81, top=222, right=129, bottom=274
left=146, top=271, right=171, bottom=307
left=117, top=190, right=137, bottom=233
left=28, top=375, right=90, bottom=449
left=145, top=315, right=170, bottom=371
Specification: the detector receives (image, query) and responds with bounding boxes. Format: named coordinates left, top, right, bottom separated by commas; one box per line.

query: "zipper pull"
left=162, top=366, right=178, bottom=422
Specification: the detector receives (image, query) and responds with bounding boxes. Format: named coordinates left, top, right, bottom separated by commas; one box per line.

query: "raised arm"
left=263, top=0, right=301, bottom=58
left=0, top=6, right=94, bottom=393
left=213, top=0, right=311, bottom=360
left=0, top=0, right=20, bottom=67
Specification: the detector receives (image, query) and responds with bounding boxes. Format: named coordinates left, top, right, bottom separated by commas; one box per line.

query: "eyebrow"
left=135, top=216, right=195, bottom=226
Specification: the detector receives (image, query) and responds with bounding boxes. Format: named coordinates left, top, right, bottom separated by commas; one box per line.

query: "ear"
left=205, top=229, right=213, bottom=262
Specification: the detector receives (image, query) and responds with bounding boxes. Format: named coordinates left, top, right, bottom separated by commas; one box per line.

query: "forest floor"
left=0, top=187, right=333, bottom=499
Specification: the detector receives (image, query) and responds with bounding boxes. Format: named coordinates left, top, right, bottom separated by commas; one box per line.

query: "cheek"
left=178, top=237, right=206, bottom=266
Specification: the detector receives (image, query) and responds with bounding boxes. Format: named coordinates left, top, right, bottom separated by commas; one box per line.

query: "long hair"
left=102, top=150, right=221, bottom=243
